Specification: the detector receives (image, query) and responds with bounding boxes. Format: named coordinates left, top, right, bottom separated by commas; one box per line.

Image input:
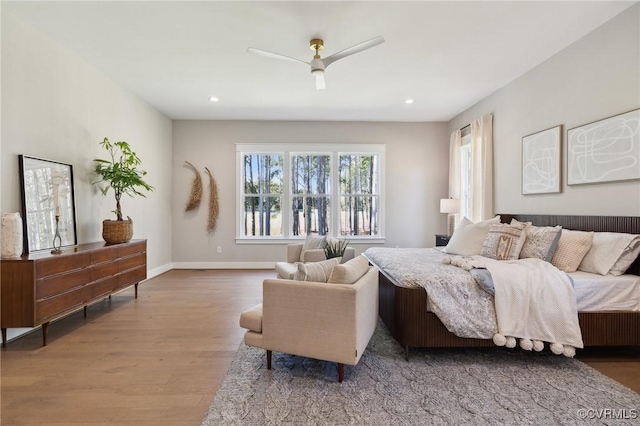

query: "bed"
left=370, top=214, right=640, bottom=357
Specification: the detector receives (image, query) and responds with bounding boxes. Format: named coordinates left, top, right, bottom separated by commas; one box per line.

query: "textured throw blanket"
left=444, top=255, right=584, bottom=356
left=484, top=257, right=583, bottom=353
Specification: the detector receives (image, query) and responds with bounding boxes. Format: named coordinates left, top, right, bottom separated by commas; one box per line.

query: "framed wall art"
left=18, top=155, right=78, bottom=253
left=567, top=109, right=640, bottom=185
left=522, top=125, right=562, bottom=195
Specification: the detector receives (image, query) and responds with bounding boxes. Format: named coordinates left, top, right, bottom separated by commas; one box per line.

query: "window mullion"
left=282, top=152, right=290, bottom=238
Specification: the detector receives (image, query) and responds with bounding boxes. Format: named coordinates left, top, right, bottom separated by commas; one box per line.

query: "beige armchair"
left=239, top=257, right=378, bottom=382
left=275, top=242, right=356, bottom=279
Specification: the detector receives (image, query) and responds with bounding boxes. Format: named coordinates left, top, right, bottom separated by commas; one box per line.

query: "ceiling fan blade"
left=321, top=36, right=385, bottom=68
left=247, top=47, right=308, bottom=65
left=315, top=73, right=326, bottom=90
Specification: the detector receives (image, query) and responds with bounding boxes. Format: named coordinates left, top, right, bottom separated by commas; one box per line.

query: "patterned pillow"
left=517, top=223, right=562, bottom=261
left=293, top=257, right=340, bottom=282
left=480, top=222, right=527, bottom=260
left=551, top=230, right=594, bottom=272
left=300, top=235, right=327, bottom=262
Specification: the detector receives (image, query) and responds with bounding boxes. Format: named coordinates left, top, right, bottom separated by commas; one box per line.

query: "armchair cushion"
left=328, top=255, right=370, bottom=284
left=292, top=257, right=341, bottom=282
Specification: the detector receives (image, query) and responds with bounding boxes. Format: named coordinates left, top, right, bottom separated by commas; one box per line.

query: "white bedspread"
left=483, top=257, right=584, bottom=350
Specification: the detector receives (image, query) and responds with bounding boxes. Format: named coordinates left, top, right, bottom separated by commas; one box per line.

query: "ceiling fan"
left=247, top=36, right=385, bottom=90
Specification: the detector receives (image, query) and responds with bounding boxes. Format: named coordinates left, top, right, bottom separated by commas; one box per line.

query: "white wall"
left=1, top=12, right=173, bottom=273
left=172, top=120, right=448, bottom=265
left=448, top=4, right=640, bottom=216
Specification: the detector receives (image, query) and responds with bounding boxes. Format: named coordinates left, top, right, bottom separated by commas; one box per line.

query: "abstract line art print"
left=522, top=125, right=562, bottom=194
left=568, top=109, right=640, bottom=185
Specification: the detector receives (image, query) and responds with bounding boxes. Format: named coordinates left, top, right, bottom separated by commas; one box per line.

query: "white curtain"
left=449, top=129, right=461, bottom=199
left=470, top=113, right=494, bottom=222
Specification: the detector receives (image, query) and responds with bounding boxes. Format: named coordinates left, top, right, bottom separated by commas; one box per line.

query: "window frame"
left=236, top=143, right=385, bottom=244
left=460, top=135, right=472, bottom=219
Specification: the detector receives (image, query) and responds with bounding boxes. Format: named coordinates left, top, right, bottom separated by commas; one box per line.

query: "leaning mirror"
left=19, top=155, right=78, bottom=253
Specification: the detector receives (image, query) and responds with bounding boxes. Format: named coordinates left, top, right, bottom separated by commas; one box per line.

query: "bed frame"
left=378, top=214, right=640, bottom=356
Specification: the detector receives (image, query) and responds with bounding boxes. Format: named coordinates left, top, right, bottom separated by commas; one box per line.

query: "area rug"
left=202, top=323, right=640, bottom=425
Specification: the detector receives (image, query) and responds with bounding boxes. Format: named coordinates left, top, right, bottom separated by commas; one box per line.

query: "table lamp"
left=440, top=198, right=461, bottom=236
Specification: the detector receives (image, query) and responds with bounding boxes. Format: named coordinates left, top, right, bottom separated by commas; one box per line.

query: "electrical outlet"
left=216, top=246, right=222, bottom=254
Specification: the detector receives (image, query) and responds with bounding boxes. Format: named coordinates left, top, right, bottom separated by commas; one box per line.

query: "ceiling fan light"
left=311, top=69, right=324, bottom=77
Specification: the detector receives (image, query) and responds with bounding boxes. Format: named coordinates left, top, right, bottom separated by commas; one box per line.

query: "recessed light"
left=209, top=96, right=219, bottom=102
left=405, top=99, right=414, bottom=104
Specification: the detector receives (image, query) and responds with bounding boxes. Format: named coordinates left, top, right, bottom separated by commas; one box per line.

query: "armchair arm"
left=342, top=247, right=355, bottom=262
left=287, top=243, right=304, bottom=263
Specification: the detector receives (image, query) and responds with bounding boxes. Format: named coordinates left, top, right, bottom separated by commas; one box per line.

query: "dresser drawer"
left=36, top=268, right=92, bottom=300
left=91, top=245, right=119, bottom=265
left=118, top=240, right=146, bottom=257
left=36, top=288, right=85, bottom=321
left=119, top=252, right=146, bottom=272
left=118, top=266, right=146, bottom=288
left=36, top=253, right=91, bottom=278
left=91, top=261, right=119, bottom=282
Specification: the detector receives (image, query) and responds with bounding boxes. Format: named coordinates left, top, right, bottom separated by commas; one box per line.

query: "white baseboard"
left=172, top=262, right=275, bottom=270
left=147, top=263, right=173, bottom=279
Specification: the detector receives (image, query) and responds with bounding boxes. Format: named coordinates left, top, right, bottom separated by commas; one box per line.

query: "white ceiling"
left=4, top=1, right=635, bottom=122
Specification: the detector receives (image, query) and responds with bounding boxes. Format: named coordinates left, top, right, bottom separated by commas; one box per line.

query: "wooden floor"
left=1, top=269, right=639, bottom=425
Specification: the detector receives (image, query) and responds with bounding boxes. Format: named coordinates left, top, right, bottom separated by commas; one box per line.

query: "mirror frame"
left=18, top=155, right=78, bottom=253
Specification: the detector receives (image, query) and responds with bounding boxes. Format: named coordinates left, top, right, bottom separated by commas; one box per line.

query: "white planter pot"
left=1, top=212, right=24, bottom=257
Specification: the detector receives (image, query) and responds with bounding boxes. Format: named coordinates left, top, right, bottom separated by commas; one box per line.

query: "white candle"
left=53, top=184, right=60, bottom=216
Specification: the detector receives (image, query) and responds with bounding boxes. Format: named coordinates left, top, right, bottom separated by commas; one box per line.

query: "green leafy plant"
left=324, top=239, right=350, bottom=260
left=93, top=138, right=154, bottom=221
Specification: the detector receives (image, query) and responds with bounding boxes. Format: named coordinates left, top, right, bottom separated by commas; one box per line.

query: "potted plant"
left=93, top=137, right=154, bottom=244
left=324, top=238, right=350, bottom=260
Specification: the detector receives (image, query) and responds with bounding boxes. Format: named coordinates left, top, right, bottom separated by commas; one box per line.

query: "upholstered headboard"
left=499, top=214, right=640, bottom=276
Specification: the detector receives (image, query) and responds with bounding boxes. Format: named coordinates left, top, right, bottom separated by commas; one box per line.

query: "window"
left=339, top=154, right=379, bottom=236
left=237, top=144, right=384, bottom=241
left=291, top=154, right=331, bottom=236
left=242, top=154, right=283, bottom=236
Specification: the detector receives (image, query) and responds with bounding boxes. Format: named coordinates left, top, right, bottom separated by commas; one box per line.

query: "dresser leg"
left=42, top=322, right=50, bottom=346
left=1, top=328, right=7, bottom=347
left=135, top=283, right=138, bottom=299
left=84, top=306, right=88, bottom=317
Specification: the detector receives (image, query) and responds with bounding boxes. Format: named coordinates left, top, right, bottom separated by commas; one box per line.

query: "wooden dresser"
left=1, top=239, right=147, bottom=346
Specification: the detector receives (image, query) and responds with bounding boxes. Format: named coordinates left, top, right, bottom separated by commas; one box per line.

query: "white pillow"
left=328, top=255, right=370, bottom=284
left=608, top=236, right=640, bottom=276
left=578, top=232, right=638, bottom=275
left=444, top=216, right=501, bottom=256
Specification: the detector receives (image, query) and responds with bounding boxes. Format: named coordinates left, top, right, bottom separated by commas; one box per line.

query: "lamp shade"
left=440, top=198, right=461, bottom=214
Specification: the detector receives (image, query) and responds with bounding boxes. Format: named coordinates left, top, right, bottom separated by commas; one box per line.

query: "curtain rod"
left=460, top=124, right=470, bottom=131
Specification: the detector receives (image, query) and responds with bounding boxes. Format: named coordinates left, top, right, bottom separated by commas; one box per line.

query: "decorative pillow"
left=514, top=222, right=562, bottom=262
left=300, top=235, right=327, bottom=262
left=328, top=255, right=369, bottom=284
left=293, top=257, right=340, bottom=282
left=480, top=222, right=527, bottom=260
left=578, top=232, right=639, bottom=275
left=470, top=269, right=495, bottom=295
left=609, top=237, right=640, bottom=276
left=444, top=216, right=501, bottom=256
left=550, top=230, right=594, bottom=272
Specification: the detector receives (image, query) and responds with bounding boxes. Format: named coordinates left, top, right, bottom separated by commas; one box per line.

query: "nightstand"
left=435, top=234, right=451, bottom=247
